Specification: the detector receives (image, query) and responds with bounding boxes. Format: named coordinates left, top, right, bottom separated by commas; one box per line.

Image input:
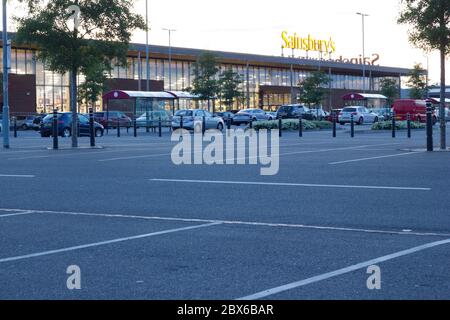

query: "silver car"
left=172, top=109, right=225, bottom=132
left=136, top=110, right=172, bottom=128
left=339, top=106, right=380, bottom=125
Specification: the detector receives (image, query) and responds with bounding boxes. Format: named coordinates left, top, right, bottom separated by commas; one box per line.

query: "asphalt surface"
left=0, top=124, right=449, bottom=300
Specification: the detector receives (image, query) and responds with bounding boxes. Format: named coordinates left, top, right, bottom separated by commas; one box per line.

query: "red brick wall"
left=0, top=74, right=36, bottom=115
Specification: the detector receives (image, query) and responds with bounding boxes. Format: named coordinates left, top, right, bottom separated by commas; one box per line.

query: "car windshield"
left=175, top=110, right=193, bottom=117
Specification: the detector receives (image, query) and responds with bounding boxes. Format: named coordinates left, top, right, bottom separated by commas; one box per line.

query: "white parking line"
left=237, top=238, right=450, bottom=300
left=329, top=152, right=424, bottom=165
left=0, top=174, right=35, bottom=178
left=0, top=222, right=220, bottom=264
left=150, top=179, right=431, bottom=191
left=0, top=211, right=35, bottom=218
left=97, top=143, right=401, bottom=162
left=3, top=208, right=447, bottom=238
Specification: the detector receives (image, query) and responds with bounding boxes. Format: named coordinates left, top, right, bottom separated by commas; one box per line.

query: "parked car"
left=265, top=111, right=277, bottom=120
left=172, top=109, right=225, bottom=131
left=232, top=109, right=272, bottom=125
left=309, top=108, right=327, bottom=121
left=276, top=104, right=315, bottom=120
left=12, top=116, right=40, bottom=130
left=214, top=112, right=235, bottom=124
left=93, top=111, right=132, bottom=128
left=369, top=108, right=392, bottom=122
left=434, top=107, right=450, bottom=122
left=40, top=113, right=104, bottom=137
left=325, top=109, right=343, bottom=122
left=392, top=99, right=436, bottom=124
left=136, top=110, right=172, bottom=128
left=338, top=106, right=380, bottom=125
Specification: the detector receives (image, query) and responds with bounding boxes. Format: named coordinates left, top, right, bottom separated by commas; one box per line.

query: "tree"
left=15, top=0, right=145, bottom=147
left=398, top=0, right=450, bottom=149
left=298, top=71, right=330, bottom=107
left=406, top=63, right=427, bottom=99
left=379, top=78, right=399, bottom=106
left=188, top=52, right=220, bottom=112
left=78, top=59, right=109, bottom=112
left=218, top=68, right=243, bottom=111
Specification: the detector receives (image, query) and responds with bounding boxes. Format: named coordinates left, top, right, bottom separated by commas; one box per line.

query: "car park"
left=276, top=104, right=315, bottom=120
left=172, top=109, right=225, bottom=131
left=232, top=109, right=271, bottom=125
left=93, top=111, right=132, bottom=129
left=338, top=106, right=380, bottom=125
left=40, top=113, right=104, bottom=138
left=136, top=110, right=172, bottom=128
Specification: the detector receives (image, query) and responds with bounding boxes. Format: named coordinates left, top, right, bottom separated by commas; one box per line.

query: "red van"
left=392, top=99, right=437, bottom=123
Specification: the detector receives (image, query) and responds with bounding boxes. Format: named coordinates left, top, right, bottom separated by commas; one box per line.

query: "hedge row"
left=372, top=121, right=425, bottom=130
left=252, top=119, right=332, bottom=131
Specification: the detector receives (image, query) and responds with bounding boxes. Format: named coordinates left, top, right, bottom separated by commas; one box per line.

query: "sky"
left=6, top=0, right=450, bottom=85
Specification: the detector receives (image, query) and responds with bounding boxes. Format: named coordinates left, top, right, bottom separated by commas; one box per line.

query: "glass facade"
left=2, top=46, right=401, bottom=113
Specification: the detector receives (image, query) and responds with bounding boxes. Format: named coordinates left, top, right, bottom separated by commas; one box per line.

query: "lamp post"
left=162, top=28, right=176, bottom=91
left=2, top=0, right=10, bottom=149
left=357, top=12, right=369, bottom=93
left=145, top=0, right=150, bottom=91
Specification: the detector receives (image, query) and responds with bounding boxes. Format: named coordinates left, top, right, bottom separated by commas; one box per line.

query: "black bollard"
left=392, top=112, right=396, bottom=138
left=117, top=118, right=121, bottom=137
left=227, top=116, right=231, bottom=130
left=52, top=110, right=58, bottom=150
left=278, top=117, right=282, bottom=137
left=332, top=112, right=337, bottom=138
left=133, top=116, right=137, bottom=137
left=426, top=103, right=433, bottom=152
left=13, top=117, right=17, bottom=138
left=299, top=115, right=303, bottom=137
left=159, top=117, right=162, bottom=137
left=202, top=116, right=206, bottom=135
left=249, top=118, right=253, bottom=129
left=180, top=116, right=184, bottom=130
left=89, top=108, right=95, bottom=147
left=350, top=114, right=355, bottom=138
left=407, top=113, right=411, bottom=139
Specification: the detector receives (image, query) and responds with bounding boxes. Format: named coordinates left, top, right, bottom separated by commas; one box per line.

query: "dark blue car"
left=40, top=113, right=104, bottom=138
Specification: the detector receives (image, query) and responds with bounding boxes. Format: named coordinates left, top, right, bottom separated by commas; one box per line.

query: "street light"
left=145, top=0, right=150, bottom=91
left=162, top=28, right=176, bottom=91
left=356, top=12, right=369, bottom=93
left=2, top=0, right=10, bottom=149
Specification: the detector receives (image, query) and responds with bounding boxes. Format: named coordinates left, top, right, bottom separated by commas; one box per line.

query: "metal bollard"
left=350, top=114, right=355, bottom=138
left=299, top=115, right=303, bottom=137
left=278, top=118, right=282, bottom=137
left=134, top=117, right=137, bottom=137
left=249, top=118, right=253, bottom=129
left=180, top=116, right=184, bottom=130
left=117, top=119, right=121, bottom=137
left=227, top=116, right=231, bottom=130
left=13, top=117, right=17, bottom=138
left=202, top=116, right=206, bottom=135
left=89, top=108, right=95, bottom=147
left=407, top=113, right=411, bottom=139
left=159, top=117, right=162, bottom=137
left=426, top=103, right=433, bottom=152
left=392, top=112, right=396, bottom=138
left=332, top=113, right=337, bottom=138
left=52, top=109, right=58, bottom=150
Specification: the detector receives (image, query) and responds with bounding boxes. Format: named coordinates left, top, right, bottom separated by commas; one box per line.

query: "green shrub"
left=252, top=119, right=332, bottom=131
left=372, top=121, right=425, bottom=130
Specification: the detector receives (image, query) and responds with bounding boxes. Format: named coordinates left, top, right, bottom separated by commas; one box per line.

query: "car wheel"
left=339, top=122, right=345, bottom=126
left=62, top=127, right=71, bottom=138
left=358, top=117, right=364, bottom=125
left=217, top=123, right=224, bottom=132
left=95, top=128, right=103, bottom=137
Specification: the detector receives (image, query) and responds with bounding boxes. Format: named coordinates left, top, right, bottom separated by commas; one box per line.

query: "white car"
left=435, top=107, right=450, bottom=122
left=338, top=106, right=380, bottom=125
left=172, top=109, right=225, bottom=132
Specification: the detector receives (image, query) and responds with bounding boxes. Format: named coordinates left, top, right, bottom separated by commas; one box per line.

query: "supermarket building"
left=0, top=31, right=412, bottom=115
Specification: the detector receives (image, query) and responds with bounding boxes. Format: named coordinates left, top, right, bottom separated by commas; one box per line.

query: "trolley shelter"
left=342, top=93, right=388, bottom=109
left=102, top=90, right=200, bottom=118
